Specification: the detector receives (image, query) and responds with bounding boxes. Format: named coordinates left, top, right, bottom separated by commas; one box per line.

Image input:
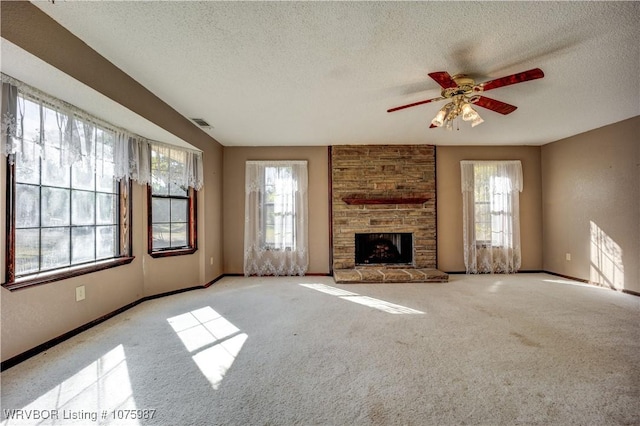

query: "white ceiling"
left=8, top=1, right=640, bottom=147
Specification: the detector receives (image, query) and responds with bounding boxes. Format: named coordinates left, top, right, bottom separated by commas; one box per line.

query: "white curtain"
left=148, top=143, right=204, bottom=191
left=461, top=160, right=523, bottom=274
left=113, top=132, right=150, bottom=186
left=1, top=74, right=204, bottom=190
left=244, top=161, right=308, bottom=276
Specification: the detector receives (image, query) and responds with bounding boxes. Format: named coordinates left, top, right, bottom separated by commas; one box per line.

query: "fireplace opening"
left=355, top=233, right=413, bottom=265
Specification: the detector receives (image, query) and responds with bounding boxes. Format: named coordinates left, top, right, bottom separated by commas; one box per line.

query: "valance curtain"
left=461, top=160, right=523, bottom=274
left=244, top=161, right=308, bottom=276
left=148, top=143, right=204, bottom=191
left=1, top=75, right=204, bottom=190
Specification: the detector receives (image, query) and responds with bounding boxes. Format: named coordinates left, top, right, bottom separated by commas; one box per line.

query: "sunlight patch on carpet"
left=167, top=307, right=247, bottom=390
left=1, top=345, right=139, bottom=425
left=299, top=283, right=358, bottom=297
left=300, top=283, right=424, bottom=314
left=488, top=280, right=504, bottom=293
left=543, top=278, right=609, bottom=290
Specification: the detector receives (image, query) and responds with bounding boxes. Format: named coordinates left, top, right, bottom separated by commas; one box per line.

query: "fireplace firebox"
left=355, top=233, right=413, bottom=265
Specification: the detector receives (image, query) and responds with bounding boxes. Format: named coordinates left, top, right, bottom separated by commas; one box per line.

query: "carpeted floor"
left=1, top=273, right=639, bottom=425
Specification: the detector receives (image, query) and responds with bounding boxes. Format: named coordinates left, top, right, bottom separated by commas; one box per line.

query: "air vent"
left=190, top=118, right=212, bottom=128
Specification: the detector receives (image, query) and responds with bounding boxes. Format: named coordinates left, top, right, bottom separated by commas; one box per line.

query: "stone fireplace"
left=331, top=145, right=447, bottom=283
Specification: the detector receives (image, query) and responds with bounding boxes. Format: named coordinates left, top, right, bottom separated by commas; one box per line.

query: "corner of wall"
left=541, top=116, right=640, bottom=293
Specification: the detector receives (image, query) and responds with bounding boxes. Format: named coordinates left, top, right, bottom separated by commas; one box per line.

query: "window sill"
left=2, top=256, right=136, bottom=291
left=148, top=247, right=197, bottom=258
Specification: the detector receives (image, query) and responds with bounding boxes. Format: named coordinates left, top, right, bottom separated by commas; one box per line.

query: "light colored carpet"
left=1, top=273, right=639, bottom=425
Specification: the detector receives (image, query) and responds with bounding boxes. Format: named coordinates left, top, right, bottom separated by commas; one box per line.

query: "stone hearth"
left=334, top=268, right=448, bottom=284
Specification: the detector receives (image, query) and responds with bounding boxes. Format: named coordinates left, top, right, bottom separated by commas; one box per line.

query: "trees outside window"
left=148, top=145, right=197, bottom=257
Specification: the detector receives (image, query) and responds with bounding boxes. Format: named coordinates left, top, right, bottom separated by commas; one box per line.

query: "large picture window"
left=3, top=75, right=204, bottom=287
left=148, top=145, right=197, bottom=257
left=4, top=92, right=132, bottom=289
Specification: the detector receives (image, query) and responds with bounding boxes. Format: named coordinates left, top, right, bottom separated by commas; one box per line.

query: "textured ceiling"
left=9, top=1, right=640, bottom=146
left=1, top=40, right=196, bottom=149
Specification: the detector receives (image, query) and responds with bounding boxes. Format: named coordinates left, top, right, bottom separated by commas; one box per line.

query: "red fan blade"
left=387, top=97, right=445, bottom=113
left=428, top=71, right=458, bottom=89
left=473, top=96, right=518, bottom=115
left=480, top=68, right=544, bottom=91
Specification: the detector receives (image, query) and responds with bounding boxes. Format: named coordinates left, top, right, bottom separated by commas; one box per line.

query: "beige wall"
left=541, top=117, right=640, bottom=293
left=1, top=2, right=224, bottom=362
left=223, top=146, right=330, bottom=274
left=436, top=146, right=543, bottom=272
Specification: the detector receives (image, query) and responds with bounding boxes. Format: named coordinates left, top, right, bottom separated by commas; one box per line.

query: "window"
left=473, top=165, right=514, bottom=246
left=3, top=75, right=204, bottom=286
left=148, top=145, right=197, bottom=257
left=461, top=160, right=522, bottom=274
left=244, top=161, right=308, bottom=276
left=262, top=165, right=295, bottom=250
left=4, top=94, right=132, bottom=289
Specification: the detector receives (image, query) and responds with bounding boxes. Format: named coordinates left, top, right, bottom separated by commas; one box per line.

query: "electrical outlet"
left=75, top=286, right=86, bottom=302
left=565, top=253, right=571, bottom=261
left=210, top=257, right=214, bottom=266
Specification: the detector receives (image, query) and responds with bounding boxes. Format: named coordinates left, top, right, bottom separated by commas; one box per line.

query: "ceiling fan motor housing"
left=443, top=74, right=481, bottom=99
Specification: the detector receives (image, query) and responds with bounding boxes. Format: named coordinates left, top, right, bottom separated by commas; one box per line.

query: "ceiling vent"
left=190, top=118, right=212, bottom=128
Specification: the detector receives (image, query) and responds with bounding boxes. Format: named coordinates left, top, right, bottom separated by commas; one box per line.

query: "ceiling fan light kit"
left=388, top=68, right=544, bottom=130
left=471, top=116, right=484, bottom=128
left=461, top=103, right=478, bottom=121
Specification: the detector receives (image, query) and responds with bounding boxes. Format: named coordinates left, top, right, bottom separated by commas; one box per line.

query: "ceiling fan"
left=387, top=68, right=544, bottom=129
